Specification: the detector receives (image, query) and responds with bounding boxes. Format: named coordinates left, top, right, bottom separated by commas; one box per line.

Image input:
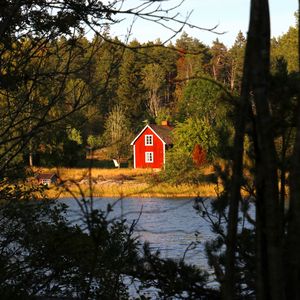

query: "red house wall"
left=134, top=127, right=165, bottom=168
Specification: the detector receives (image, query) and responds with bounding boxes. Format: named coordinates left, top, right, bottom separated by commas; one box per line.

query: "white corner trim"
left=133, top=144, right=136, bottom=168
left=163, top=144, right=166, bottom=169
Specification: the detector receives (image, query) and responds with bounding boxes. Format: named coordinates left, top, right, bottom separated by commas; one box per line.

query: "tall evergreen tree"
left=272, top=15, right=299, bottom=73
left=228, top=31, right=246, bottom=91
left=117, top=41, right=146, bottom=125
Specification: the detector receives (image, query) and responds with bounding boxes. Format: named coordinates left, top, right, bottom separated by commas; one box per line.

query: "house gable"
left=36, top=173, right=58, bottom=186
left=130, top=125, right=166, bottom=146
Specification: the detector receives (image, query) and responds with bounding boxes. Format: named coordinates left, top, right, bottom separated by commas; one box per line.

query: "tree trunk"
left=29, top=139, right=33, bottom=167
left=29, top=152, right=33, bottom=167
left=223, top=15, right=252, bottom=300
left=286, top=2, right=300, bottom=298
left=287, top=102, right=300, bottom=300
left=248, top=1, right=284, bottom=299
left=223, top=77, right=248, bottom=300
left=224, top=1, right=285, bottom=299
left=251, top=115, right=270, bottom=300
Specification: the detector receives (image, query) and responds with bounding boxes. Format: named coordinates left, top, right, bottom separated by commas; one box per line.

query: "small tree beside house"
left=192, top=144, right=207, bottom=167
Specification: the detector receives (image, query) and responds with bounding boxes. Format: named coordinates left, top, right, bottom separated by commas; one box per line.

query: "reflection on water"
left=61, top=197, right=216, bottom=268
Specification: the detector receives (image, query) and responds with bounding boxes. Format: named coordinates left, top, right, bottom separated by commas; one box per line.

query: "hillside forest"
left=1, top=18, right=298, bottom=176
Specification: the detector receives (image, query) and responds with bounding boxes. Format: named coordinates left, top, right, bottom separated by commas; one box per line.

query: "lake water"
left=61, top=197, right=216, bottom=269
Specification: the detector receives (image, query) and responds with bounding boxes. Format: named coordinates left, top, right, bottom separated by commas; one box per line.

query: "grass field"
left=33, top=166, right=151, bottom=180
left=32, top=165, right=218, bottom=199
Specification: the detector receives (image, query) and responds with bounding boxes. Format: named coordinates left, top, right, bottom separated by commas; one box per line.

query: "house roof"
left=130, top=124, right=174, bottom=146
left=149, top=124, right=174, bottom=145
left=36, top=173, right=57, bottom=180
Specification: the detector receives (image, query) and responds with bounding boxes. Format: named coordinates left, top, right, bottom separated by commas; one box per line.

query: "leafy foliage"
left=272, top=18, right=299, bottom=73
left=137, top=243, right=220, bottom=299
left=172, top=117, right=219, bottom=160
left=0, top=184, right=140, bottom=299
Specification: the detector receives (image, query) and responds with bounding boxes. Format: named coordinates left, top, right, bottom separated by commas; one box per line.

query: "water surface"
left=61, top=197, right=216, bottom=268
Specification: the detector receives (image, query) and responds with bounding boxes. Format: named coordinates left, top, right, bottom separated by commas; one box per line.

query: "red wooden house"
left=36, top=173, right=58, bottom=186
left=130, top=121, right=174, bottom=169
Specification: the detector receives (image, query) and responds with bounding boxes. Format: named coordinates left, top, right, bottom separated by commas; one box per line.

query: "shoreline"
left=32, top=167, right=218, bottom=199
left=44, top=182, right=218, bottom=199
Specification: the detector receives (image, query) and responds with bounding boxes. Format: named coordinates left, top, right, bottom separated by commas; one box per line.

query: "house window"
left=145, top=135, right=153, bottom=146
left=145, top=152, right=154, bottom=163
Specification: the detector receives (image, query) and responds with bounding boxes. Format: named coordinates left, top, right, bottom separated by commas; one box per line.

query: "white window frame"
left=145, top=152, right=154, bottom=163
left=145, top=134, right=153, bottom=146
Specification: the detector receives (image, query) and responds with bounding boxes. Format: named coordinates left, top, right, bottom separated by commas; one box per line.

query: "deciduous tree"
left=104, top=105, right=133, bottom=166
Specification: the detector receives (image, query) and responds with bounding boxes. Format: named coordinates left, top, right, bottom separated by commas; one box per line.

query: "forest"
left=0, top=13, right=298, bottom=173
left=1, top=0, right=300, bottom=299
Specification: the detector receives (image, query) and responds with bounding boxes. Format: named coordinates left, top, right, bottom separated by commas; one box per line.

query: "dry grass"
left=32, top=166, right=219, bottom=199
left=45, top=181, right=218, bottom=199
left=32, top=167, right=153, bottom=181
